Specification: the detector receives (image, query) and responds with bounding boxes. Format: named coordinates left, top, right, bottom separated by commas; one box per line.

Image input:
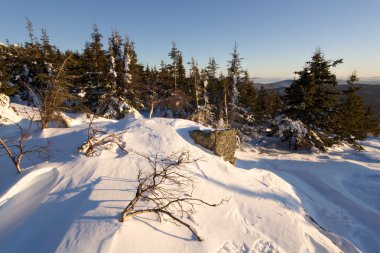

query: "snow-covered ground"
left=237, top=139, right=380, bottom=253
left=0, top=103, right=379, bottom=253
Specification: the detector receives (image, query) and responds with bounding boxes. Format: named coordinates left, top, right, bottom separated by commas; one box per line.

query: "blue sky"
left=1, top=0, right=379, bottom=80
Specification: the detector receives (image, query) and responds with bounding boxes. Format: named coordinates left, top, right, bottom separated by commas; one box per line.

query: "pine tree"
left=20, top=19, right=48, bottom=104
left=25, top=17, right=35, bottom=46
left=0, top=44, right=16, bottom=95
left=40, top=28, right=57, bottom=64
left=156, top=60, right=172, bottom=97
left=97, top=30, right=130, bottom=118
left=199, top=68, right=208, bottom=106
left=39, top=28, right=62, bottom=83
left=285, top=48, right=342, bottom=133
left=255, top=85, right=267, bottom=122
left=177, top=53, right=187, bottom=91
left=202, top=57, right=220, bottom=123
left=65, top=50, right=85, bottom=105
left=123, top=36, right=144, bottom=108
left=108, top=30, right=125, bottom=97
left=364, top=106, right=380, bottom=136
left=188, top=57, right=200, bottom=110
left=265, top=89, right=282, bottom=119
left=227, top=43, right=243, bottom=125
left=0, top=44, right=23, bottom=96
left=239, top=70, right=256, bottom=114
left=206, top=57, right=218, bottom=79
left=168, top=41, right=180, bottom=92
left=143, top=65, right=160, bottom=118
left=336, top=72, right=367, bottom=141
left=82, top=24, right=108, bottom=110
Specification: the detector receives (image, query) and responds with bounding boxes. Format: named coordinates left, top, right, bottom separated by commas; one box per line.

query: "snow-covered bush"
left=272, top=115, right=327, bottom=152
left=188, top=105, right=215, bottom=126
left=97, top=96, right=136, bottom=120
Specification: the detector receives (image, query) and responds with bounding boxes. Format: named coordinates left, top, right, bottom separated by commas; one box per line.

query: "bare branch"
left=78, top=114, right=128, bottom=157
left=119, top=150, right=227, bottom=242
left=0, top=110, right=50, bottom=174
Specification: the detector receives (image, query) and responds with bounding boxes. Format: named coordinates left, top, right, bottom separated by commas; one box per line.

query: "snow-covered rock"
left=272, top=115, right=327, bottom=152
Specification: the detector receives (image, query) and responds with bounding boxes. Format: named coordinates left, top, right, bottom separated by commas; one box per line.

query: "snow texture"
left=0, top=103, right=379, bottom=253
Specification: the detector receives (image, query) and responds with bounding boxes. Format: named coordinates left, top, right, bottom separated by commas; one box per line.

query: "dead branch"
left=78, top=114, right=128, bottom=157
left=0, top=108, right=50, bottom=174
left=120, top=150, right=227, bottom=241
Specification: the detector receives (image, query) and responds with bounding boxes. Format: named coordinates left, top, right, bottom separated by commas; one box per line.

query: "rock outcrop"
left=190, top=129, right=237, bottom=164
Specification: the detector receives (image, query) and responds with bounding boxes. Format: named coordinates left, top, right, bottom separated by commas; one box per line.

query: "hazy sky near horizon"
left=1, top=0, right=379, bottom=79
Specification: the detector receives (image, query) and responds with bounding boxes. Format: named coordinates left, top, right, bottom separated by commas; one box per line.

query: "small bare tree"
left=120, top=150, right=226, bottom=241
left=23, top=54, right=75, bottom=129
left=78, top=114, right=128, bottom=157
left=0, top=109, right=50, bottom=173
left=146, top=72, right=192, bottom=119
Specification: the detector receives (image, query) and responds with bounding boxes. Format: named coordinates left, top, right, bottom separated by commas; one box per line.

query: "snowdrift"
left=1, top=103, right=378, bottom=252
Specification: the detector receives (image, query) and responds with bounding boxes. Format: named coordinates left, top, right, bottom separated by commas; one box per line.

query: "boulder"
left=190, top=129, right=237, bottom=164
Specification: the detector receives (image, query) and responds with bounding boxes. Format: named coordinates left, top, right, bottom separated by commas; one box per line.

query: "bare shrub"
left=120, top=150, right=226, bottom=241
left=0, top=108, right=50, bottom=173
left=23, top=55, right=75, bottom=129
left=78, top=114, right=128, bottom=157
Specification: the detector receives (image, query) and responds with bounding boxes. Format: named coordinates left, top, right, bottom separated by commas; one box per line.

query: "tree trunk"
left=224, top=88, right=228, bottom=125
left=0, top=139, right=22, bottom=173
left=149, top=101, right=155, bottom=119
left=194, top=78, right=199, bottom=110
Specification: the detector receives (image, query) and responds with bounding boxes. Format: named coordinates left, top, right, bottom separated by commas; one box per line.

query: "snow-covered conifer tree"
left=227, top=43, right=242, bottom=126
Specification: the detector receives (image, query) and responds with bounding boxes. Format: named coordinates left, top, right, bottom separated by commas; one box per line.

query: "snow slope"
left=0, top=103, right=377, bottom=252
left=237, top=140, right=380, bottom=253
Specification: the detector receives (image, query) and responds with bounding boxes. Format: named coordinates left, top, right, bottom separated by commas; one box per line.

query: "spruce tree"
left=204, top=57, right=221, bottom=123
left=108, top=30, right=125, bottom=97
left=364, top=106, right=380, bottom=136
left=199, top=68, right=208, bottom=106
left=40, top=28, right=58, bottom=65
left=123, top=36, right=144, bottom=108
left=0, top=44, right=16, bottom=95
left=82, top=24, right=108, bottom=110
left=20, top=19, right=48, bottom=104
left=177, top=53, right=187, bottom=91
left=255, top=85, right=267, bottom=122
left=285, top=48, right=342, bottom=133
left=206, top=57, right=218, bottom=79
left=337, top=73, right=366, bottom=141
left=168, top=42, right=180, bottom=92
left=25, top=17, right=35, bottom=46
left=188, top=57, right=200, bottom=110
left=265, top=89, right=282, bottom=119
left=227, top=43, right=243, bottom=125
left=239, top=70, right=256, bottom=114
left=205, top=57, right=220, bottom=106
left=98, top=30, right=129, bottom=118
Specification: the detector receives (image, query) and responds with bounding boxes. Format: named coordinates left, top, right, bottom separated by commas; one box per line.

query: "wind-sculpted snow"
left=236, top=138, right=380, bottom=253
left=0, top=103, right=376, bottom=252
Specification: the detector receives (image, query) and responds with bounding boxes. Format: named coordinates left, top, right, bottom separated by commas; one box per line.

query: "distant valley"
left=254, top=79, right=380, bottom=118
